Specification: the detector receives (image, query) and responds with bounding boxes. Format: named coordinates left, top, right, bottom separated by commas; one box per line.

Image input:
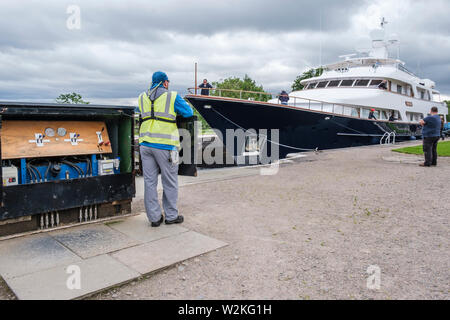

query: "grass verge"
left=392, top=140, right=450, bottom=157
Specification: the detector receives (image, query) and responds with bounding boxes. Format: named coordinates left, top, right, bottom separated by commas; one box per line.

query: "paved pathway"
left=0, top=213, right=226, bottom=300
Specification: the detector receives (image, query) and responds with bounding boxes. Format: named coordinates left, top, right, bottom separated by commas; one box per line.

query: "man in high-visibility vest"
left=138, top=71, right=193, bottom=227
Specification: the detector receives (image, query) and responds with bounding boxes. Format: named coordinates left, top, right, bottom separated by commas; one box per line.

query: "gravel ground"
left=91, top=143, right=449, bottom=300
left=1, top=143, right=448, bottom=300
left=0, top=277, right=16, bottom=300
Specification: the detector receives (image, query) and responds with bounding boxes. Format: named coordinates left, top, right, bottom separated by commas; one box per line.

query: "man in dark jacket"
left=419, top=107, right=441, bottom=167
left=279, top=91, right=289, bottom=105
left=199, top=79, right=213, bottom=96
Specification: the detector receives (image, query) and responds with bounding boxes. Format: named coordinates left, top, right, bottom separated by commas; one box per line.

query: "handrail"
left=187, top=87, right=422, bottom=125
left=380, top=132, right=396, bottom=145
left=380, top=132, right=389, bottom=145
left=188, top=87, right=395, bottom=111
left=188, top=87, right=273, bottom=100
left=189, top=87, right=369, bottom=108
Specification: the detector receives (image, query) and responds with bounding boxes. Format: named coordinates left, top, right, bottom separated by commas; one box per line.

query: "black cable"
left=70, top=157, right=89, bottom=177
left=62, top=160, right=84, bottom=178
left=62, top=161, right=82, bottom=178
left=26, top=165, right=33, bottom=183
left=26, top=164, right=36, bottom=183
left=28, top=159, right=44, bottom=182
left=85, top=158, right=91, bottom=176
left=29, top=165, right=39, bottom=182
left=44, top=161, right=52, bottom=182
left=29, top=164, right=42, bottom=182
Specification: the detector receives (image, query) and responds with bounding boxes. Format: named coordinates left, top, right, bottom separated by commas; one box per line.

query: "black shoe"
left=165, top=215, right=184, bottom=225
left=419, top=163, right=431, bottom=167
left=151, top=215, right=164, bottom=227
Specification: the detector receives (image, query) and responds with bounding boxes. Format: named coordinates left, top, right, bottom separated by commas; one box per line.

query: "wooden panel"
left=1, top=121, right=112, bottom=159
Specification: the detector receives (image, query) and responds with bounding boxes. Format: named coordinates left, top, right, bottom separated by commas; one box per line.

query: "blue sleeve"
left=174, top=95, right=194, bottom=118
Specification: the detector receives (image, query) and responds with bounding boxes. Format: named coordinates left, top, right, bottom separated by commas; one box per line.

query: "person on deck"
left=368, top=109, right=377, bottom=120
left=279, top=91, right=289, bottom=105
left=198, top=79, right=213, bottom=96
left=389, top=111, right=397, bottom=122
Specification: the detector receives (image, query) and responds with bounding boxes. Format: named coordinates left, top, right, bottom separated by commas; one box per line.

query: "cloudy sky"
left=1, top=0, right=449, bottom=105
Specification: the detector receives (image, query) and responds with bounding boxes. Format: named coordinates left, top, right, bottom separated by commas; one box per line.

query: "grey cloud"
left=0, top=0, right=364, bottom=50
left=0, top=0, right=449, bottom=103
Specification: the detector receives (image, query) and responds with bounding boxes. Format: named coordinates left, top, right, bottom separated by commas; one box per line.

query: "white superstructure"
left=271, top=20, right=448, bottom=123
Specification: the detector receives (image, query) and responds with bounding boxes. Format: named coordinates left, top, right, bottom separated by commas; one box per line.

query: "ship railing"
left=397, top=64, right=417, bottom=77
left=187, top=87, right=273, bottom=101
left=187, top=87, right=416, bottom=124
left=187, top=87, right=360, bottom=111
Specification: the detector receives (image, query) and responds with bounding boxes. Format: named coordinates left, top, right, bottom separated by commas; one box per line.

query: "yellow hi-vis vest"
left=138, top=90, right=180, bottom=148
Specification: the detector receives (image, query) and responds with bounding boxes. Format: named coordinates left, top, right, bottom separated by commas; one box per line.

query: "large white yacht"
left=276, top=20, right=448, bottom=123
left=186, top=20, right=448, bottom=159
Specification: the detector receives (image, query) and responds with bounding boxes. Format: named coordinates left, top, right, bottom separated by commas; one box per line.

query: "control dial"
left=57, top=127, right=67, bottom=137
left=44, top=127, right=55, bottom=137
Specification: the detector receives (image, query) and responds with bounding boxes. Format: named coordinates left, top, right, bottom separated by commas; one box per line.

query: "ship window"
left=381, top=111, right=388, bottom=120
left=397, top=85, right=403, bottom=94
left=360, top=108, right=380, bottom=119
left=407, top=112, right=412, bottom=121
left=406, top=85, right=412, bottom=97
left=333, top=105, right=343, bottom=114
left=327, top=80, right=341, bottom=87
left=351, top=108, right=360, bottom=117
left=316, top=81, right=329, bottom=88
left=374, top=110, right=380, bottom=119
left=343, top=107, right=353, bottom=116
left=369, top=80, right=383, bottom=87
left=406, top=112, right=422, bottom=122
left=355, top=79, right=370, bottom=87
left=340, top=79, right=355, bottom=87
left=432, top=92, right=440, bottom=102
left=361, top=109, right=370, bottom=119
left=306, top=82, right=317, bottom=89
left=336, top=105, right=361, bottom=117
left=420, top=91, right=425, bottom=99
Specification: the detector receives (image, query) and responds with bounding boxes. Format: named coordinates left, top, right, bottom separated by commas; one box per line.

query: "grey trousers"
left=140, top=146, right=179, bottom=222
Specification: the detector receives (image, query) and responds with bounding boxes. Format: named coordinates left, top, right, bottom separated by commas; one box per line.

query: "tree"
left=211, top=75, right=271, bottom=102
left=291, top=67, right=324, bottom=91
left=446, top=100, right=450, bottom=122
left=56, top=92, right=90, bottom=104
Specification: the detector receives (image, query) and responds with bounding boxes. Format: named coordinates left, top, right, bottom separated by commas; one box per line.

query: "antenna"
left=381, top=17, right=388, bottom=28
left=319, top=9, right=322, bottom=67
left=194, top=62, right=198, bottom=95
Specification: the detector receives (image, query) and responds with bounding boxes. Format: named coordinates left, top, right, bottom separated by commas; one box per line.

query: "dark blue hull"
left=185, top=95, right=422, bottom=159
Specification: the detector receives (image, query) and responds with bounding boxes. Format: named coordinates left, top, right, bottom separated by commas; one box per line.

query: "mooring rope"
left=326, top=117, right=368, bottom=135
